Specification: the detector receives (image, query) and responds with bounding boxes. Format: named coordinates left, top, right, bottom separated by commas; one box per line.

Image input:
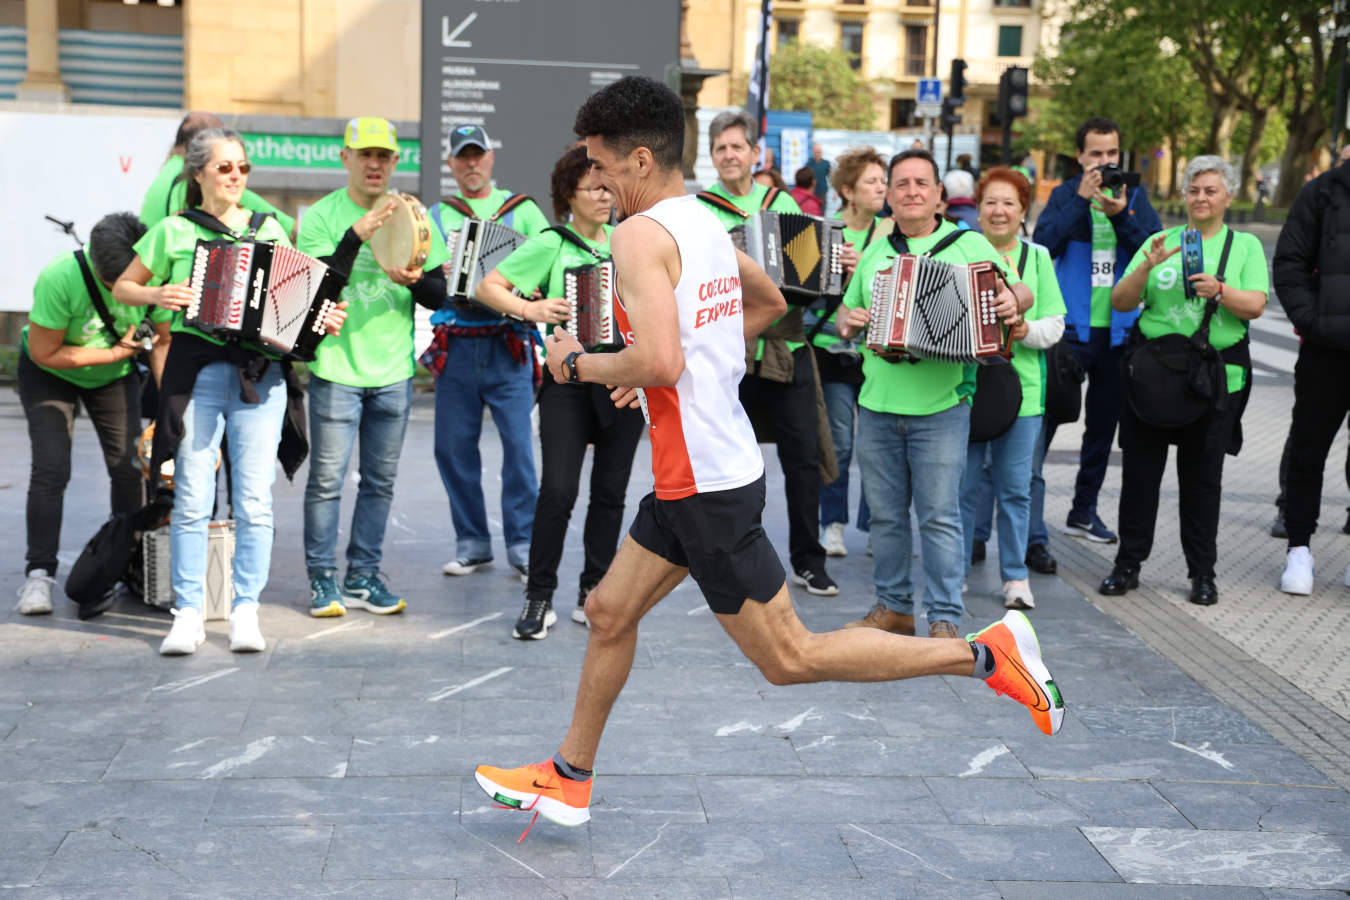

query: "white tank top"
left=614, top=194, right=763, bottom=500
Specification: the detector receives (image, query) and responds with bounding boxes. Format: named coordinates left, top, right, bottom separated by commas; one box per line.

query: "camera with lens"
left=1095, top=164, right=1140, bottom=192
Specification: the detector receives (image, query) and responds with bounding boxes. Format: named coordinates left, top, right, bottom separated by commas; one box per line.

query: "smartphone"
left=1180, top=228, right=1203, bottom=299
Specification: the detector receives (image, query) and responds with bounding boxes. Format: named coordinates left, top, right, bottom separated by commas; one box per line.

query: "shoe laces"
left=983, top=645, right=1041, bottom=707
left=17, top=572, right=56, bottom=598
left=521, top=596, right=551, bottom=620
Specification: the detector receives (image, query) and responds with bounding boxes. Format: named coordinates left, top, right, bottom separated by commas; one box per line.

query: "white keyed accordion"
left=731, top=212, right=847, bottom=301
left=563, top=261, right=621, bottom=349
left=444, top=218, right=528, bottom=301
left=865, top=255, right=1009, bottom=363
left=185, top=239, right=341, bottom=358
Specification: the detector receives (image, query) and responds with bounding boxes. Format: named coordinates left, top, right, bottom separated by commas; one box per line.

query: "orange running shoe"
left=474, top=759, right=592, bottom=826
left=967, top=610, right=1064, bottom=736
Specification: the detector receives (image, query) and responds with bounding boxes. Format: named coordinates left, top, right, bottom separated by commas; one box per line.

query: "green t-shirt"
left=1088, top=192, right=1118, bottom=327
left=495, top=223, right=613, bottom=344
left=1125, top=225, right=1268, bottom=393
left=133, top=211, right=294, bottom=356
left=139, top=156, right=296, bottom=237
left=700, top=181, right=804, bottom=356
left=430, top=188, right=550, bottom=242
left=1000, top=240, right=1068, bottom=417
left=22, top=247, right=171, bottom=389
left=842, top=218, right=1020, bottom=416
left=296, top=188, right=451, bottom=388
left=811, top=218, right=884, bottom=351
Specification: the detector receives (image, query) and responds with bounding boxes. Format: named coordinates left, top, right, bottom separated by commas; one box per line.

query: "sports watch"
left=563, top=350, right=585, bottom=385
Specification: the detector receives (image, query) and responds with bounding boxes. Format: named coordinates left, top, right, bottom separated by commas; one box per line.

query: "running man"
left=473, top=76, right=1064, bottom=830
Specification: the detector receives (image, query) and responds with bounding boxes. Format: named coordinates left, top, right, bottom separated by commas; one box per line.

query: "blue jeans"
left=1028, top=416, right=1050, bottom=548
left=303, top=375, right=413, bottom=576
left=857, top=402, right=970, bottom=625
left=962, top=415, right=1041, bottom=582
left=172, top=361, right=286, bottom=611
left=819, top=379, right=871, bottom=531
left=432, top=335, right=536, bottom=566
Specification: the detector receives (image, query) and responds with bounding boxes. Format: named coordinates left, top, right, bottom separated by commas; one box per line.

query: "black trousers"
left=18, top=351, right=143, bottom=576
left=1043, top=327, right=1123, bottom=522
left=1115, top=398, right=1235, bottom=579
left=1275, top=406, right=1349, bottom=515
left=525, top=376, right=644, bottom=603
left=739, top=345, right=825, bottom=573
left=1285, top=341, right=1350, bottom=547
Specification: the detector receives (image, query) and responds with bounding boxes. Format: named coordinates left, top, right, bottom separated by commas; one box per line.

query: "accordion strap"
left=546, top=225, right=606, bottom=260
left=886, top=224, right=968, bottom=258
left=696, top=190, right=749, bottom=219
left=179, top=208, right=271, bottom=240
left=440, top=192, right=536, bottom=223
left=73, top=249, right=123, bottom=346
left=760, top=186, right=782, bottom=211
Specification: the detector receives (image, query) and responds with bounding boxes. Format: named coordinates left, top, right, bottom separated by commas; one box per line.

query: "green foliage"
left=732, top=41, right=878, bottom=131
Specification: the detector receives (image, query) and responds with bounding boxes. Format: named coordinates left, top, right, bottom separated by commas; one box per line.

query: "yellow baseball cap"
left=345, top=117, right=398, bottom=152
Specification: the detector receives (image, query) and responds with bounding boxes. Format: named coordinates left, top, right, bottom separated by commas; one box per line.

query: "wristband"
left=564, top=350, right=585, bottom=384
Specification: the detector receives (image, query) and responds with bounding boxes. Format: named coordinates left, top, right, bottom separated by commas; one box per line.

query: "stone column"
left=16, top=0, right=69, bottom=102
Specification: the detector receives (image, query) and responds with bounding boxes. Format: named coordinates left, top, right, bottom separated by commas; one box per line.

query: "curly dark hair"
left=550, top=145, right=594, bottom=222
left=573, top=76, right=684, bottom=171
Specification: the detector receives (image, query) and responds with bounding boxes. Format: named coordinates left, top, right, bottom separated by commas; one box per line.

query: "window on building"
left=891, top=98, right=917, bottom=129
left=841, top=0, right=865, bottom=4
left=840, top=21, right=864, bottom=70
left=906, top=0, right=931, bottom=6
left=998, top=25, right=1023, bottom=57
left=904, top=25, right=927, bottom=76
left=776, top=18, right=799, bottom=46
left=993, top=0, right=1032, bottom=6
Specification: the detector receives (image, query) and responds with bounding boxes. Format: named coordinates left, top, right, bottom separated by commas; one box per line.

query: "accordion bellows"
left=866, top=255, right=1007, bottom=363
left=564, top=261, right=620, bottom=349
left=445, top=218, right=527, bottom=300
left=733, top=212, right=846, bottom=300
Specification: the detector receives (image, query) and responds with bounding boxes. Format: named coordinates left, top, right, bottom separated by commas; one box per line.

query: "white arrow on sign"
left=442, top=12, right=477, bottom=48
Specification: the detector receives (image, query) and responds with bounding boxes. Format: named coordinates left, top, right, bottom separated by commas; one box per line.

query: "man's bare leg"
left=716, top=583, right=976, bottom=684
left=557, top=537, right=688, bottom=770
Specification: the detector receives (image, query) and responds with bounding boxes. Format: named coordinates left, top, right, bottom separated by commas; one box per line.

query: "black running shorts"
left=627, top=475, right=786, bottom=614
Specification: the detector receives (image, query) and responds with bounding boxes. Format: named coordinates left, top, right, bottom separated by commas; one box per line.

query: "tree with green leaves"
left=730, top=41, right=877, bottom=131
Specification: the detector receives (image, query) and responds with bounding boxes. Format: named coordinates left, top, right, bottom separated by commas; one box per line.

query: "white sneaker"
left=1002, top=579, right=1035, bottom=610
left=1280, top=547, right=1314, bottom=595
left=822, top=522, right=847, bottom=558
left=228, top=605, right=266, bottom=653
left=442, top=555, right=492, bottom=576
left=16, top=570, right=55, bottom=615
left=159, top=607, right=206, bottom=655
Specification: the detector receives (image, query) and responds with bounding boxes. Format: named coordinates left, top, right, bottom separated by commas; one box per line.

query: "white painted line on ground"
left=200, top=736, right=277, bottom=779
left=605, top=820, right=671, bottom=878
left=847, top=823, right=955, bottom=880
left=958, top=745, right=1011, bottom=777
left=304, top=620, right=375, bottom=641
left=775, top=708, right=820, bottom=733
left=426, top=666, right=513, bottom=702
left=714, top=721, right=761, bottom=737
left=457, top=823, right=545, bottom=879
left=171, top=739, right=208, bottom=753
left=152, top=667, right=239, bottom=695
left=686, top=604, right=709, bottom=616
left=429, top=612, right=503, bottom=640
left=1169, top=740, right=1235, bottom=770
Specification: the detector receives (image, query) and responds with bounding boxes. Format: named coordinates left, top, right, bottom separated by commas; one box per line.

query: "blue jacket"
left=1032, top=173, right=1162, bottom=346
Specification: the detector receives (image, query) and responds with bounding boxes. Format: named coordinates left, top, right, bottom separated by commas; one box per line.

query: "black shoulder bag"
left=74, top=249, right=159, bottom=418
left=1122, top=229, right=1235, bottom=429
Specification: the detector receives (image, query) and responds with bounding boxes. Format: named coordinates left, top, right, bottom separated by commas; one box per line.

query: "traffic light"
left=998, top=66, right=1029, bottom=122
left=940, top=96, right=962, bottom=132
left=949, top=58, right=968, bottom=105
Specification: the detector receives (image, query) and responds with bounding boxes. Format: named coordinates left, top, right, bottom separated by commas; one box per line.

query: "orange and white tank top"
left=614, top=194, right=763, bottom=500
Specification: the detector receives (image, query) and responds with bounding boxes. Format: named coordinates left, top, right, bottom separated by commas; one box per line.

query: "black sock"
left=969, top=640, right=995, bottom=680
left=552, top=752, right=593, bottom=782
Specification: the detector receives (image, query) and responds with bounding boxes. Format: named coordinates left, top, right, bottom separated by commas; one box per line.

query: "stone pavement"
left=1, top=383, right=1349, bottom=897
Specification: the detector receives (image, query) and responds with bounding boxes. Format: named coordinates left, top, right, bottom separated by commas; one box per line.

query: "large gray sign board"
left=420, top=1, right=681, bottom=213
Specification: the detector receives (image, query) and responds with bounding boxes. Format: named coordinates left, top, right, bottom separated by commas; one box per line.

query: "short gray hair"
left=183, top=127, right=245, bottom=209
left=709, top=109, right=759, bottom=146
left=942, top=169, right=975, bottom=200
left=1182, top=155, right=1236, bottom=196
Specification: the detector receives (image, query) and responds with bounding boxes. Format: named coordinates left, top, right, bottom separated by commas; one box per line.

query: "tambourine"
left=369, top=192, right=432, bottom=270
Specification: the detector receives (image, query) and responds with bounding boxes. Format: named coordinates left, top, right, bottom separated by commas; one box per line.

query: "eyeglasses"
left=213, top=162, right=253, bottom=175
left=577, top=185, right=610, bottom=196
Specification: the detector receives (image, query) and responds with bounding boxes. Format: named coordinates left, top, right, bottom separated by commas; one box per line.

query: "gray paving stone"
left=841, top=822, right=1122, bottom=882
left=1074, top=704, right=1275, bottom=744
left=598, top=735, right=805, bottom=776
left=995, top=883, right=1267, bottom=899
left=346, top=732, right=515, bottom=777
left=206, top=775, right=462, bottom=825
left=667, top=698, right=888, bottom=739
left=358, top=664, right=566, bottom=701
left=608, top=666, right=768, bottom=701
left=323, top=818, right=593, bottom=880
left=1, top=883, right=460, bottom=900
left=10, top=699, right=248, bottom=741
left=0, top=831, right=66, bottom=888
left=869, top=690, right=1092, bottom=740
left=460, top=696, right=670, bottom=739
left=455, top=876, right=733, bottom=899
left=35, top=828, right=183, bottom=887
left=1153, top=782, right=1350, bottom=834
left=0, top=780, right=219, bottom=832
left=696, top=774, right=947, bottom=824
left=103, top=734, right=352, bottom=781
left=240, top=699, right=460, bottom=737
left=923, top=776, right=1192, bottom=828
left=728, top=876, right=1005, bottom=899
left=1008, top=739, right=1337, bottom=786
left=0, top=735, right=123, bottom=783
left=0, top=668, right=157, bottom=704
left=145, top=664, right=366, bottom=702
left=566, top=776, right=708, bottom=825
left=792, top=735, right=1032, bottom=778
left=1083, top=826, right=1350, bottom=890
left=586, top=822, right=856, bottom=878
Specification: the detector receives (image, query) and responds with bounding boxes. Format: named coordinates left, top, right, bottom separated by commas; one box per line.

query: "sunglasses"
left=213, top=162, right=253, bottom=175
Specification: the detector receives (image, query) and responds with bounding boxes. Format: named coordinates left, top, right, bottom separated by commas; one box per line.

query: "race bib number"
left=1090, top=248, right=1115, bottom=288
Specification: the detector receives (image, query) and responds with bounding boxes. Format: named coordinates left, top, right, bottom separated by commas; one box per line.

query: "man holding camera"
left=1033, top=117, right=1161, bottom=552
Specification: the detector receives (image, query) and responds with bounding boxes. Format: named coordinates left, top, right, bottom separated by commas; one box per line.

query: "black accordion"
left=731, top=212, right=846, bottom=301
left=865, top=255, right=1008, bottom=363
left=185, top=239, right=341, bottom=358
left=444, top=218, right=527, bottom=301
left=563, top=261, right=621, bottom=350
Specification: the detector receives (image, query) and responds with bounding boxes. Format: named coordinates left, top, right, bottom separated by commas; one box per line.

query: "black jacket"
left=1274, top=163, right=1350, bottom=351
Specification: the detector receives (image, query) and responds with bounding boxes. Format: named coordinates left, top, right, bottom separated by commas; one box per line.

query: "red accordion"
left=865, top=255, right=1008, bottom=363
left=563, top=261, right=621, bottom=349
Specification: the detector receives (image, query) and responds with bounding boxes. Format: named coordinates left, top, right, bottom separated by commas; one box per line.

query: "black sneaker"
left=573, top=584, right=595, bottom=626
left=510, top=562, right=529, bottom=585
left=1271, top=512, right=1287, bottom=539
left=971, top=539, right=986, bottom=564
left=1342, top=509, right=1349, bottom=535
left=1025, top=543, right=1058, bottom=575
left=792, top=568, right=839, bottom=597
left=513, top=596, right=556, bottom=640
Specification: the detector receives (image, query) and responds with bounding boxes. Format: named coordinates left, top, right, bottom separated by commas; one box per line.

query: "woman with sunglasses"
left=474, top=145, right=644, bottom=640
left=115, top=127, right=346, bottom=656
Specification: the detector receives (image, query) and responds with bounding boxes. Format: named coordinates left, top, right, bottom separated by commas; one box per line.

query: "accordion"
left=865, top=255, right=1008, bottom=363
left=731, top=212, right=846, bottom=301
left=563, top=261, right=621, bottom=349
left=185, top=239, right=341, bottom=358
left=444, top=218, right=527, bottom=300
